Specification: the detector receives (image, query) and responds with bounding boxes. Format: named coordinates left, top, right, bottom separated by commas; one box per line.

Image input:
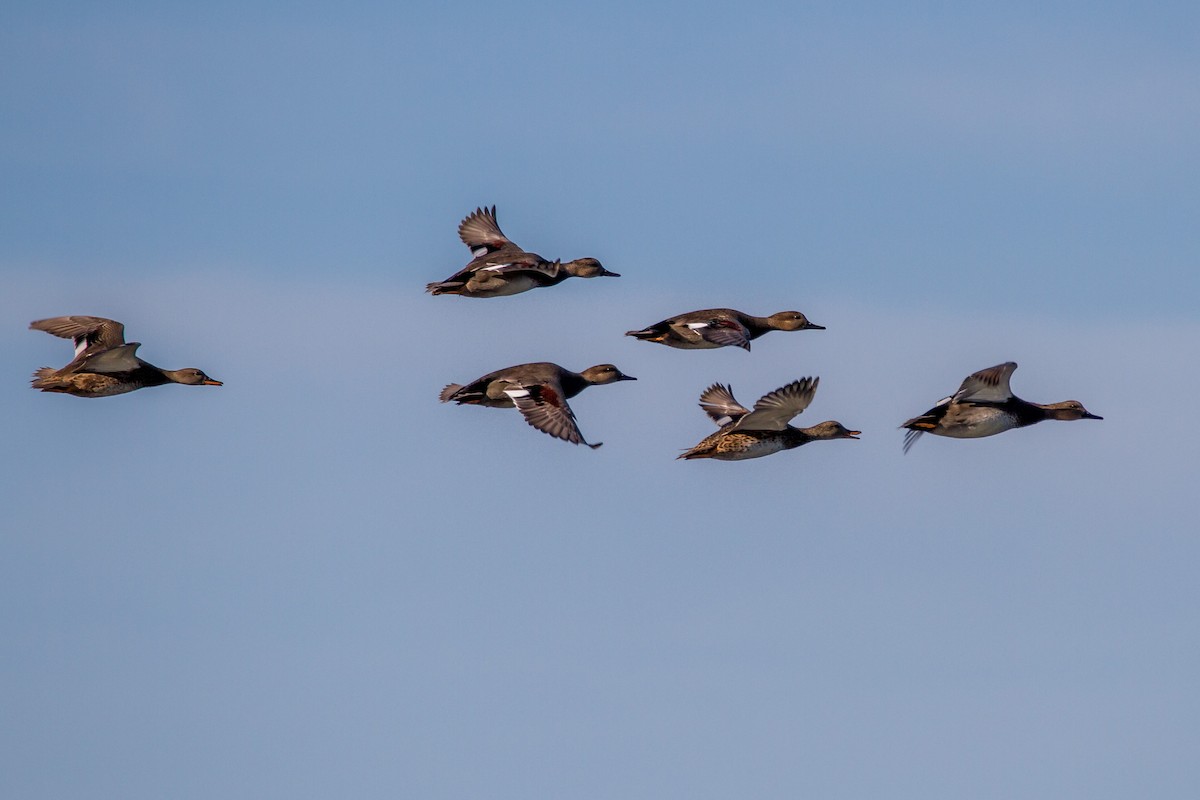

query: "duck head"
left=1043, top=400, right=1102, bottom=421
left=166, top=368, right=223, bottom=386
left=767, top=311, right=825, bottom=331
left=581, top=364, right=637, bottom=384
left=564, top=258, right=620, bottom=278
left=807, top=421, right=861, bottom=439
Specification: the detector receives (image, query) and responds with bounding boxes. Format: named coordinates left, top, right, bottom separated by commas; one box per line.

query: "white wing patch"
left=503, top=387, right=531, bottom=400
left=481, top=263, right=514, bottom=272
left=73, top=338, right=88, bottom=357
left=470, top=245, right=488, bottom=257
left=685, top=322, right=710, bottom=330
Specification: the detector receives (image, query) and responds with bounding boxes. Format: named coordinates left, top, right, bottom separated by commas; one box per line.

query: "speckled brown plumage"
left=678, top=378, right=859, bottom=461
left=30, top=315, right=222, bottom=398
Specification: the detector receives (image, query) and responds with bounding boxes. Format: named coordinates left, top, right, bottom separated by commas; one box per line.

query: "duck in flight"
left=440, top=362, right=636, bottom=448
left=426, top=206, right=619, bottom=298
left=678, top=377, right=859, bottom=460
left=626, top=308, right=824, bottom=351
left=901, top=361, right=1101, bottom=453
left=30, top=315, right=222, bottom=397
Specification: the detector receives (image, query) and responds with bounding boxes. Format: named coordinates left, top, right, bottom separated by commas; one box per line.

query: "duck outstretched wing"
left=735, top=378, right=819, bottom=431
left=952, top=362, right=1017, bottom=403
left=31, top=316, right=126, bottom=358
left=458, top=206, right=517, bottom=257
left=698, top=383, right=749, bottom=427
left=505, top=383, right=601, bottom=448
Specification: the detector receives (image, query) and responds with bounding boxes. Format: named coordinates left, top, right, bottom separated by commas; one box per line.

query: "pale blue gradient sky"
left=3, top=4, right=1199, bottom=799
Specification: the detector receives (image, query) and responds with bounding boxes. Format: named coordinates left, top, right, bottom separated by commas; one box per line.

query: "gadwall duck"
left=625, top=308, right=824, bottom=351
left=30, top=315, right=222, bottom=397
left=440, top=362, right=636, bottom=448
left=426, top=206, right=619, bottom=298
left=678, top=378, right=859, bottom=460
left=901, top=362, right=1102, bottom=453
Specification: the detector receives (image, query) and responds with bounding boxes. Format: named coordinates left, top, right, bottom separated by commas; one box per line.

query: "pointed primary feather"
left=902, top=428, right=926, bottom=454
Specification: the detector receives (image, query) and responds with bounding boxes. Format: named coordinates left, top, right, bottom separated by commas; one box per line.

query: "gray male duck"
left=901, top=362, right=1102, bottom=453
left=626, top=308, right=824, bottom=351
left=30, top=316, right=222, bottom=398
left=426, top=206, right=619, bottom=298
left=440, top=362, right=636, bottom=448
left=678, top=377, right=859, bottom=460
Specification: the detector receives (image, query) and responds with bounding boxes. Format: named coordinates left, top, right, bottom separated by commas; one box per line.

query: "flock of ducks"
left=28, top=205, right=1103, bottom=458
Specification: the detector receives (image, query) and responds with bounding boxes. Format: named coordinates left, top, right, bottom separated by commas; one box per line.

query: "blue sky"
left=3, top=4, right=1199, bottom=799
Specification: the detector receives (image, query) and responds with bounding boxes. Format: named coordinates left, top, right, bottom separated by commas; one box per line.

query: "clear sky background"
left=3, top=3, right=1199, bottom=798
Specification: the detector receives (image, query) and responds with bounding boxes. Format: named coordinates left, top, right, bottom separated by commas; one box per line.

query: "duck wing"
left=429, top=251, right=560, bottom=291
left=952, top=362, right=1017, bottom=403
left=680, top=318, right=752, bottom=350
left=734, top=378, right=819, bottom=431
left=505, top=383, right=601, bottom=448
left=698, top=383, right=749, bottom=427
left=469, top=253, right=560, bottom=278
left=78, top=343, right=144, bottom=374
left=902, top=427, right=927, bottom=454
left=458, top=206, right=517, bottom=257
left=30, top=316, right=126, bottom=358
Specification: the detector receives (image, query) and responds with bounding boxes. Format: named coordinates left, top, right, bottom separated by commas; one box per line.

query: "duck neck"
left=559, top=371, right=589, bottom=398
left=1011, top=398, right=1054, bottom=426
left=781, top=427, right=813, bottom=447
left=739, top=313, right=774, bottom=337
left=158, top=369, right=192, bottom=385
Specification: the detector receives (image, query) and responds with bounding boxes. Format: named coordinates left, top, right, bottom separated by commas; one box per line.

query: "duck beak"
left=619, top=374, right=637, bottom=381
left=600, top=268, right=621, bottom=277
left=202, top=379, right=223, bottom=386
left=844, top=430, right=861, bottom=439
left=1083, top=412, right=1102, bottom=420
left=804, top=322, right=826, bottom=330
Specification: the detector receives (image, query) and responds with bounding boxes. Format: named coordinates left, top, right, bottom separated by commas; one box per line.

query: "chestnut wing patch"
left=505, top=384, right=599, bottom=448
left=695, top=319, right=752, bottom=350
